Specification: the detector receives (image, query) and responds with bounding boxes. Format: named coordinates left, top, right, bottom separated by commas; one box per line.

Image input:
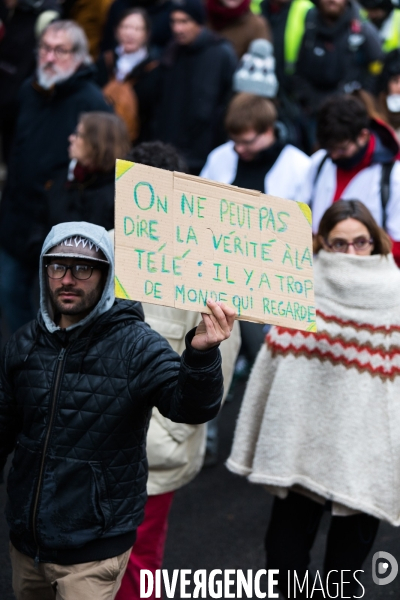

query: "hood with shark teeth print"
left=39, top=222, right=115, bottom=333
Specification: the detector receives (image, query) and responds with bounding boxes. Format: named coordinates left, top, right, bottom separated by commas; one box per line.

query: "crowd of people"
left=1, top=0, right=400, bottom=598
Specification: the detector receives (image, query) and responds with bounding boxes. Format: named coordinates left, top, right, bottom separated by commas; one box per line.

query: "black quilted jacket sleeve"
left=0, top=344, right=21, bottom=473
left=128, top=327, right=223, bottom=424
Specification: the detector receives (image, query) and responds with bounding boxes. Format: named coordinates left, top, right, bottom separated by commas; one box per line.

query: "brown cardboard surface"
left=115, top=159, right=316, bottom=331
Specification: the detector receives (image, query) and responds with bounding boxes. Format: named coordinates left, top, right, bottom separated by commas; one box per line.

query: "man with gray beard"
left=0, top=20, right=112, bottom=334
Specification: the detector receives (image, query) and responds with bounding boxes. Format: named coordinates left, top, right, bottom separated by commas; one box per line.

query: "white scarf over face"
left=227, top=251, right=400, bottom=525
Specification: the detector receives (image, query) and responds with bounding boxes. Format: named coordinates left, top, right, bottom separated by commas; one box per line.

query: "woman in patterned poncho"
left=227, top=199, right=400, bottom=599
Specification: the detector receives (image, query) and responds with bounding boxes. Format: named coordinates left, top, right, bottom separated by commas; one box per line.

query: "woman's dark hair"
left=79, top=112, right=131, bottom=172
left=317, top=95, right=370, bottom=148
left=313, top=199, right=392, bottom=256
left=116, top=8, right=151, bottom=36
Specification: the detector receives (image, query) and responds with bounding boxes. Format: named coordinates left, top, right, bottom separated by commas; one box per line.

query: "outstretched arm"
left=129, top=300, right=236, bottom=424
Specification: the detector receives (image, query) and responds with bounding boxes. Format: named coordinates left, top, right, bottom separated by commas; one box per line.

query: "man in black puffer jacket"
left=0, top=221, right=233, bottom=600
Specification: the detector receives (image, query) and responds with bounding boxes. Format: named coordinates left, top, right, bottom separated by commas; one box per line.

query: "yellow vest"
left=383, top=9, right=400, bottom=52
left=250, top=0, right=263, bottom=14
left=284, top=0, right=314, bottom=74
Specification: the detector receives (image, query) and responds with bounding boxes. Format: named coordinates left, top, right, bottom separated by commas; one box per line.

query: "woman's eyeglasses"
left=325, top=236, right=374, bottom=253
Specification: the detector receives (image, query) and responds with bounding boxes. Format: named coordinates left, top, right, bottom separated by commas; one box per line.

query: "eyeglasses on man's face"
left=38, top=43, right=74, bottom=60
left=45, top=263, right=101, bottom=280
left=325, top=236, right=374, bottom=253
left=230, top=132, right=262, bottom=148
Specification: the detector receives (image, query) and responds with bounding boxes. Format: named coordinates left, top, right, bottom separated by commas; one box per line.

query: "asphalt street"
left=0, top=382, right=400, bottom=599
left=162, top=382, right=400, bottom=599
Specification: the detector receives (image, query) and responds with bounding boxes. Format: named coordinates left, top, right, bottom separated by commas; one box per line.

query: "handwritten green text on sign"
left=115, top=159, right=316, bottom=331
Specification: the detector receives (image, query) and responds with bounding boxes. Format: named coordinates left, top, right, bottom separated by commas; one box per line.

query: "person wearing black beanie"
left=144, top=0, right=237, bottom=174
left=170, top=1, right=205, bottom=45
left=171, top=0, right=206, bottom=24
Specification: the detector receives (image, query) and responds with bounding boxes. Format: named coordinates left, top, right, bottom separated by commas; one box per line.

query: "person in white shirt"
left=298, top=93, right=400, bottom=265
left=200, top=92, right=310, bottom=198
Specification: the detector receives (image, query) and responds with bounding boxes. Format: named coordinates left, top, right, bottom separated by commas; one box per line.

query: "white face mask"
left=387, top=94, right=400, bottom=113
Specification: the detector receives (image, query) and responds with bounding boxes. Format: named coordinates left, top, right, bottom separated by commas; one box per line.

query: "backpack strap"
left=310, top=155, right=394, bottom=229
left=309, top=153, right=329, bottom=213
left=380, top=161, right=395, bottom=231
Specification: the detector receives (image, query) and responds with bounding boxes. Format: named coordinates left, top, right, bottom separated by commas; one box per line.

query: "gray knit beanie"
left=234, top=39, right=279, bottom=99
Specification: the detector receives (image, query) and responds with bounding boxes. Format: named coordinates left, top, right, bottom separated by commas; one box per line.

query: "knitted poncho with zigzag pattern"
left=227, top=251, right=400, bottom=524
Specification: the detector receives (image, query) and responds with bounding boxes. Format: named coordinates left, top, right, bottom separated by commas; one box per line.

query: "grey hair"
left=41, top=20, right=92, bottom=65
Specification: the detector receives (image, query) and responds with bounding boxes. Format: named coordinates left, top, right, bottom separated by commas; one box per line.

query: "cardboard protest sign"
left=115, top=159, right=316, bottom=331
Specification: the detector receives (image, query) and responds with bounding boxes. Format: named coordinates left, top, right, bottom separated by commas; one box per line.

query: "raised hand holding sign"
left=191, top=299, right=235, bottom=350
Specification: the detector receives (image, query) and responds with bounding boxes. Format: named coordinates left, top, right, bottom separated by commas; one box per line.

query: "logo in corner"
left=372, top=551, right=398, bottom=586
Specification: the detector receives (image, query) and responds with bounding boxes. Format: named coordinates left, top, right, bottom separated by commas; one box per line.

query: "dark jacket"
left=261, top=0, right=292, bottom=90
left=0, top=0, right=60, bottom=162
left=44, top=168, right=115, bottom=234
left=293, top=1, right=383, bottom=114
left=151, top=29, right=237, bottom=173
left=95, top=47, right=160, bottom=142
left=0, top=66, right=112, bottom=267
left=95, top=47, right=160, bottom=88
left=0, top=300, right=223, bottom=564
left=0, top=0, right=60, bottom=108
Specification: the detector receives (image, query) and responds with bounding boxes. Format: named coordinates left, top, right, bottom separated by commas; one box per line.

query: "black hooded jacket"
left=150, top=28, right=237, bottom=173
left=292, top=1, right=383, bottom=113
left=0, top=66, right=112, bottom=266
left=0, top=299, right=223, bottom=564
left=45, top=168, right=115, bottom=234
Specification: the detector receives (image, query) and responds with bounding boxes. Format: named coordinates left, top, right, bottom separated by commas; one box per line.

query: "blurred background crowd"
left=2, top=0, right=400, bottom=333
left=2, top=0, right=400, bottom=598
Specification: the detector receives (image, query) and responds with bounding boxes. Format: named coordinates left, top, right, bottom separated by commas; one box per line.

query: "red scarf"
left=207, top=0, right=251, bottom=30
left=72, top=161, right=96, bottom=183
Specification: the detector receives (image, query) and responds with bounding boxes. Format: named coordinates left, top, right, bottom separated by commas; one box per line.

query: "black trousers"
left=265, top=491, right=379, bottom=599
left=239, top=322, right=266, bottom=363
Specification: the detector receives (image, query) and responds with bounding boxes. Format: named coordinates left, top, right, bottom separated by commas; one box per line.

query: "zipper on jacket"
left=32, top=346, right=66, bottom=563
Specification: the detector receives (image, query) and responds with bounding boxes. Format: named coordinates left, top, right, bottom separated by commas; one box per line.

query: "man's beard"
left=37, top=62, right=78, bottom=90
left=48, top=283, right=103, bottom=319
left=331, top=141, right=369, bottom=170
